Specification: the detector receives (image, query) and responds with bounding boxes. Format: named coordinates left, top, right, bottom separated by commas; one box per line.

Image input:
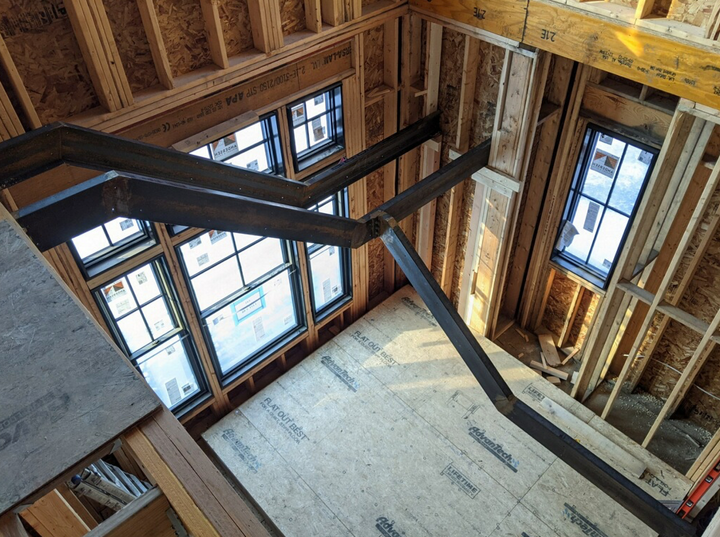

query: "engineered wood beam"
left=200, top=0, right=230, bottom=69
left=136, top=0, right=174, bottom=89
left=248, top=0, right=284, bottom=53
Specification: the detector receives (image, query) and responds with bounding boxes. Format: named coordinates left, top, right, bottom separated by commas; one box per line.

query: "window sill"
left=314, top=294, right=353, bottom=326
left=295, top=145, right=345, bottom=177
left=549, top=256, right=607, bottom=296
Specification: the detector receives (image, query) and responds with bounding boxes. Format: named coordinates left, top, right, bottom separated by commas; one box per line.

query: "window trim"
left=552, top=124, right=658, bottom=288
left=92, top=256, right=210, bottom=416
left=287, top=84, right=345, bottom=172
left=176, top=231, right=307, bottom=385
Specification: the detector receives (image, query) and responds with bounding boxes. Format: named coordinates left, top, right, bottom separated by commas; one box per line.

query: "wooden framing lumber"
left=82, top=488, right=174, bottom=537
left=200, top=0, right=230, bottom=69
left=382, top=18, right=399, bottom=293
left=136, top=0, right=174, bottom=89
left=538, top=332, right=562, bottom=367
left=0, top=513, right=29, bottom=537
left=305, top=0, right=323, bottom=32
left=415, top=22, right=442, bottom=270
left=21, top=489, right=90, bottom=537
left=529, top=360, right=569, bottom=380
left=321, top=0, right=344, bottom=26
left=571, top=110, right=699, bottom=400
left=64, top=0, right=122, bottom=112
left=0, top=35, right=40, bottom=129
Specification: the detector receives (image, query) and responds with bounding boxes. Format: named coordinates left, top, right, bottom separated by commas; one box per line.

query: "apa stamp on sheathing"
left=321, top=355, right=360, bottom=392
left=349, top=329, right=397, bottom=366
left=441, top=462, right=480, bottom=498
left=221, top=429, right=261, bottom=473
left=399, top=297, right=438, bottom=327
left=375, top=517, right=406, bottom=537
left=260, top=397, right=309, bottom=444
left=468, top=427, right=520, bottom=473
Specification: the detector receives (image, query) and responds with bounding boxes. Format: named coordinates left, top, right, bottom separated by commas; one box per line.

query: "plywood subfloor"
left=204, top=286, right=692, bottom=537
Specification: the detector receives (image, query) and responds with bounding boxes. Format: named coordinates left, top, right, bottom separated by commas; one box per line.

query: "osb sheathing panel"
left=280, top=0, right=306, bottom=36
left=470, top=42, right=504, bottom=148
left=430, top=29, right=463, bottom=282
left=366, top=101, right=385, bottom=300
left=218, top=0, right=255, bottom=56
left=680, top=344, right=720, bottom=430
left=541, top=272, right=579, bottom=339
left=0, top=0, right=98, bottom=123
left=102, top=0, right=159, bottom=92
left=667, top=0, right=715, bottom=27
left=707, top=126, right=720, bottom=160
left=0, top=67, right=26, bottom=130
left=568, top=291, right=598, bottom=349
left=155, top=0, right=213, bottom=77
left=363, top=25, right=384, bottom=93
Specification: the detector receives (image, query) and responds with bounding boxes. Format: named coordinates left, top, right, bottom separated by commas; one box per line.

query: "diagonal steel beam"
left=377, top=212, right=695, bottom=537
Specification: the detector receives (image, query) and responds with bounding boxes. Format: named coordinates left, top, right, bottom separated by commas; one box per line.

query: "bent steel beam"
left=378, top=212, right=694, bottom=537
left=0, top=112, right=440, bottom=207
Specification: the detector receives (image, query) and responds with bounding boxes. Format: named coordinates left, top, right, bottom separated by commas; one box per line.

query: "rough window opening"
left=306, top=192, right=352, bottom=319
left=552, top=125, right=658, bottom=288
left=95, top=258, right=208, bottom=414
left=70, top=218, right=156, bottom=278
left=178, top=231, right=304, bottom=384
left=287, top=84, right=344, bottom=171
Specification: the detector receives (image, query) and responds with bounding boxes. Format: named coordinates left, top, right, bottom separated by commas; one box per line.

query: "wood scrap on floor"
left=546, top=376, right=561, bottom=385
left=529, top=360, right=569, bottom=380
left=538, top=332, right=562, bottom=366
left=515, top=327, right=530, bottom=342
left=561, top=347, right=579, bottom=365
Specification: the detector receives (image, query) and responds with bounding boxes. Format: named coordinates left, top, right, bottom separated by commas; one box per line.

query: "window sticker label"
left=322, top=278, right=332, bottom=303
left=136, top=271, right=148, bottom=285
left=188, top=237, right=202, bottom=249
left=314, top=95, right=324, bottom=106
left=252, top=316, right=266, bottom=341
left=209, top=230, right=227, bottom=244
left=312, top=118, right=325, bottom=142
left=584, top=202, right=600, bottom=233
left=639, top=150, right=653, bottom=165
left=556, top=220, right=579, bottom=250
left=196, top=253, right=210, bottom=267
left=599, top=133, right=614, bottom=145
left=292, top=104, right=305, bottom=126
left=246, top=159, right=259, bottom=171
left=590, top=149, right=619, bottom=178
left=119, top=219, right=135, bottom=231
left=165, top=378, right=181, bottom=406
left=103, top=281, right=133, bottom=315
left=211, top=134, right=239, bottom=160
left=231, top=289, right=266, bottom=325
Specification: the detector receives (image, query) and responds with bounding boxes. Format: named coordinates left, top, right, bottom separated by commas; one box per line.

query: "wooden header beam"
left=411, top=0, right=720, bottom=110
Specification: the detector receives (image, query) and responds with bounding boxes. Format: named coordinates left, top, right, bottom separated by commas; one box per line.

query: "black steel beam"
left=371, top=138, right=490, bottom=223
left=15, top=172, right=364, bottom=251
left=378, top=213, right=695, bottom=537
left=303, top=111, right=440, bottom=206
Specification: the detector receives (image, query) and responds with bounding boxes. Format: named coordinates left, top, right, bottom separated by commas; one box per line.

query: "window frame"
left=93, top=256, right=210, bottom=416
left=552, top=124, right=659, bottom=288
left=286, top=84, right=345, bottom=172
left=69, top=219, right=157, bottom=280
left=305, top=192, right=353, bottom=321
left=176, top=231, right=307, bottom=385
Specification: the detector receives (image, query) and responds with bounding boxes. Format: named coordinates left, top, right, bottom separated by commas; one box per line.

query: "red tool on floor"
left=677, top=456, right=720, bottom=520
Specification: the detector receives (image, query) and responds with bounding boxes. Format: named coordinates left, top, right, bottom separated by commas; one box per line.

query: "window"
left=95, top=259, right=207, bottom=412
left=70, top=218, right=156, bottom=278
left=178, top=231, right=304, bottom=381
left=287, top=85, right=344, bottom=171
left=553, top=125, right=658, bottom=287
left=189, top=113, right=284, bottom=175
left=306, top=193, right=352, bottom=318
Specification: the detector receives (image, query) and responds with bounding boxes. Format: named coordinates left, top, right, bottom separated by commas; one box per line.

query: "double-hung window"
left=553, top=125, right=658, bottom=287
left=305, top=193, right=352, bottom=318
left=95, top=259, right=207, bottom=412
left=70, top=218, right=156, bottom=278
left=178, top=231, right=304, bottom=382
left=189, top=113, right=284, bottom=175
left=287, top=84, right=344, bottom=171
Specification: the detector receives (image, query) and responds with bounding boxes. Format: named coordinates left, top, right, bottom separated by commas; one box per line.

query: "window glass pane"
left=239, top=238, right=285, bottom=284
left=128, top=264, right=162, bottom=305
left=225, top=145, right=269, bottom=172
left=587, top=209, right=629, bottom=274
left=179, top=230, right=234, bottom=277
left=318, top=199, right=336, bottom=215
left=72, top=227, right=110, bottom=260
left=105, top=218, right=142, bottom=244
left=307, top=94, right=328, bottom=116
left=190, top=257, right=243, bottom=311
left=117, top=311, right=152, bottom=353
left=608, top=145, right=652, bottom=215
left=293, top=125, right=309, bottom=153
left=233, top=233, right=261, bottom=251
left=309, top=114, right=330, bottom=147
left=205, top=270, right=298, bottom=374
left=190, top=146, right=211, bottom=159
left=101, top=278, right=138, bottom=319
left=235, top=123, right=264, bottom=151
left=310, top=245, right=344, bottom=310
left=137, top=335, right=201, bottom=408
left=142, top=298, right=175, bottom=339
left=563, top=196, right=605, bottom=263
